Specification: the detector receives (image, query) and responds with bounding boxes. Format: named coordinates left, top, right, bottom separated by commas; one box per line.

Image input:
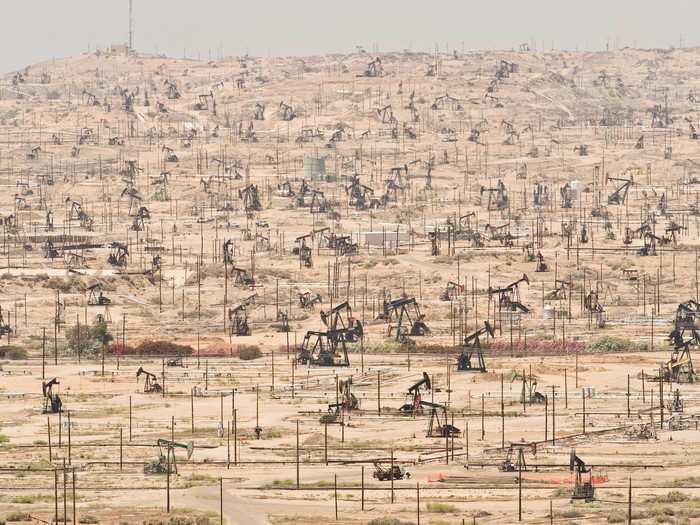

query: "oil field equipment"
left=457, top=321, right=494, bottom=372
left=136, top=367, right=162, bottom=393
left=144, top=439, right=194, bottom=475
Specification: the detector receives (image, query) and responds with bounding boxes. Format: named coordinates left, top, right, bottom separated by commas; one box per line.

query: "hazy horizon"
left=3, top=0, right=700, bottom=73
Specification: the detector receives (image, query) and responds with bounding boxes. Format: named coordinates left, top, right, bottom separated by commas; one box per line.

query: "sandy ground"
left=2, top=47, right=700, bottom=524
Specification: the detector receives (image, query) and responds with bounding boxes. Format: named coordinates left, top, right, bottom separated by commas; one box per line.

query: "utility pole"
left=129, top=0, right=134, bottom=51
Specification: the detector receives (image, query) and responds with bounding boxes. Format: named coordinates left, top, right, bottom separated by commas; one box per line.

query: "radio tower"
left=128, top=0, right=134, bottom=52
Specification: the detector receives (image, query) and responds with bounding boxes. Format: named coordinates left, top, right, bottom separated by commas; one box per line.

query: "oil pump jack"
left=480, top=180, right=509, bottom=211
left=107, top=242, right=129, bottom=268
left=570, top=450, right=595, bottom=502
left=584, top=291, right=606, bottom=328
left=164, top=79, right=181, bottom=99
left=457, top=321, right=494, bottom=372
left=426, top=404, right=461, bottom=437
left=239, top=184, right=262, bottom=216
left=253, top=103, right=265, bottom=120
left=500, top=441, right=534, bottom=472
left=87, top=284, right=111, bottom=306
left=399, top=372, right=432, bottom=415
left=228, top=303, right=251, bottom=336
left=194, top=91, right=216, bottom=114
left=380, top=296, right=430, bottom=342
left=320, top=377, right=359, bottom=424
left=560, top=183, right=573, bottom=208
left=144, top=439, right=194, bottom=475
left=607, top=174, right=633, bottom=205
left=42, top=378, right=62, bottom=413
left=439, top=281, right=464, bottom=301
left=279, top=101, right=296, bottom=121
left=663, top=311, right=698, bottom=383
left=136, top=367, right=162, bottom=393
left=488, top=274, right=530, bottom=313
left=298, top=302, right=361, bottom=367
left=360, top=57, right=383, bottom=77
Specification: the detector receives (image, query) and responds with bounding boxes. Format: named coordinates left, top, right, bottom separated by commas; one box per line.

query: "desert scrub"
left=1, top=346, right=27, bottom=360
left=238, top=345, right=262, bottom=360
left=607, top=509, right=626, bottom=523
left=425, top=502, right=457, bottom=513
left=586, top=336, right=647, bottom=353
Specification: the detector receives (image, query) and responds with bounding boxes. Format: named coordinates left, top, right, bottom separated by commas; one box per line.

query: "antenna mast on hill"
left=129, top=0, right=134, bottom=51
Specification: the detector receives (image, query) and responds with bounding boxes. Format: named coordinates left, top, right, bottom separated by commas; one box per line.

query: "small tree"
left=66, top=322, right=113, bottom=357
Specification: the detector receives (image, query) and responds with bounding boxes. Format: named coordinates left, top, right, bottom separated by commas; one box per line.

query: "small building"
left=304, top=156, right=329, bottom=182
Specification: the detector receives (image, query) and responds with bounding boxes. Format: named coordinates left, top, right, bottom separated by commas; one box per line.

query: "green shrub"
left=66, top=322, right=113, bottom=357
left=426, top=502, right=457, bottom=513
left=586, top=336, right=644, bottom=353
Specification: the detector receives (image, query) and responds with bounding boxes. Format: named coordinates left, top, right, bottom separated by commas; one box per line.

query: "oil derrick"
left=457, top=321, right=494, bottom=372
left=488, top=274, right=530, bottom=313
